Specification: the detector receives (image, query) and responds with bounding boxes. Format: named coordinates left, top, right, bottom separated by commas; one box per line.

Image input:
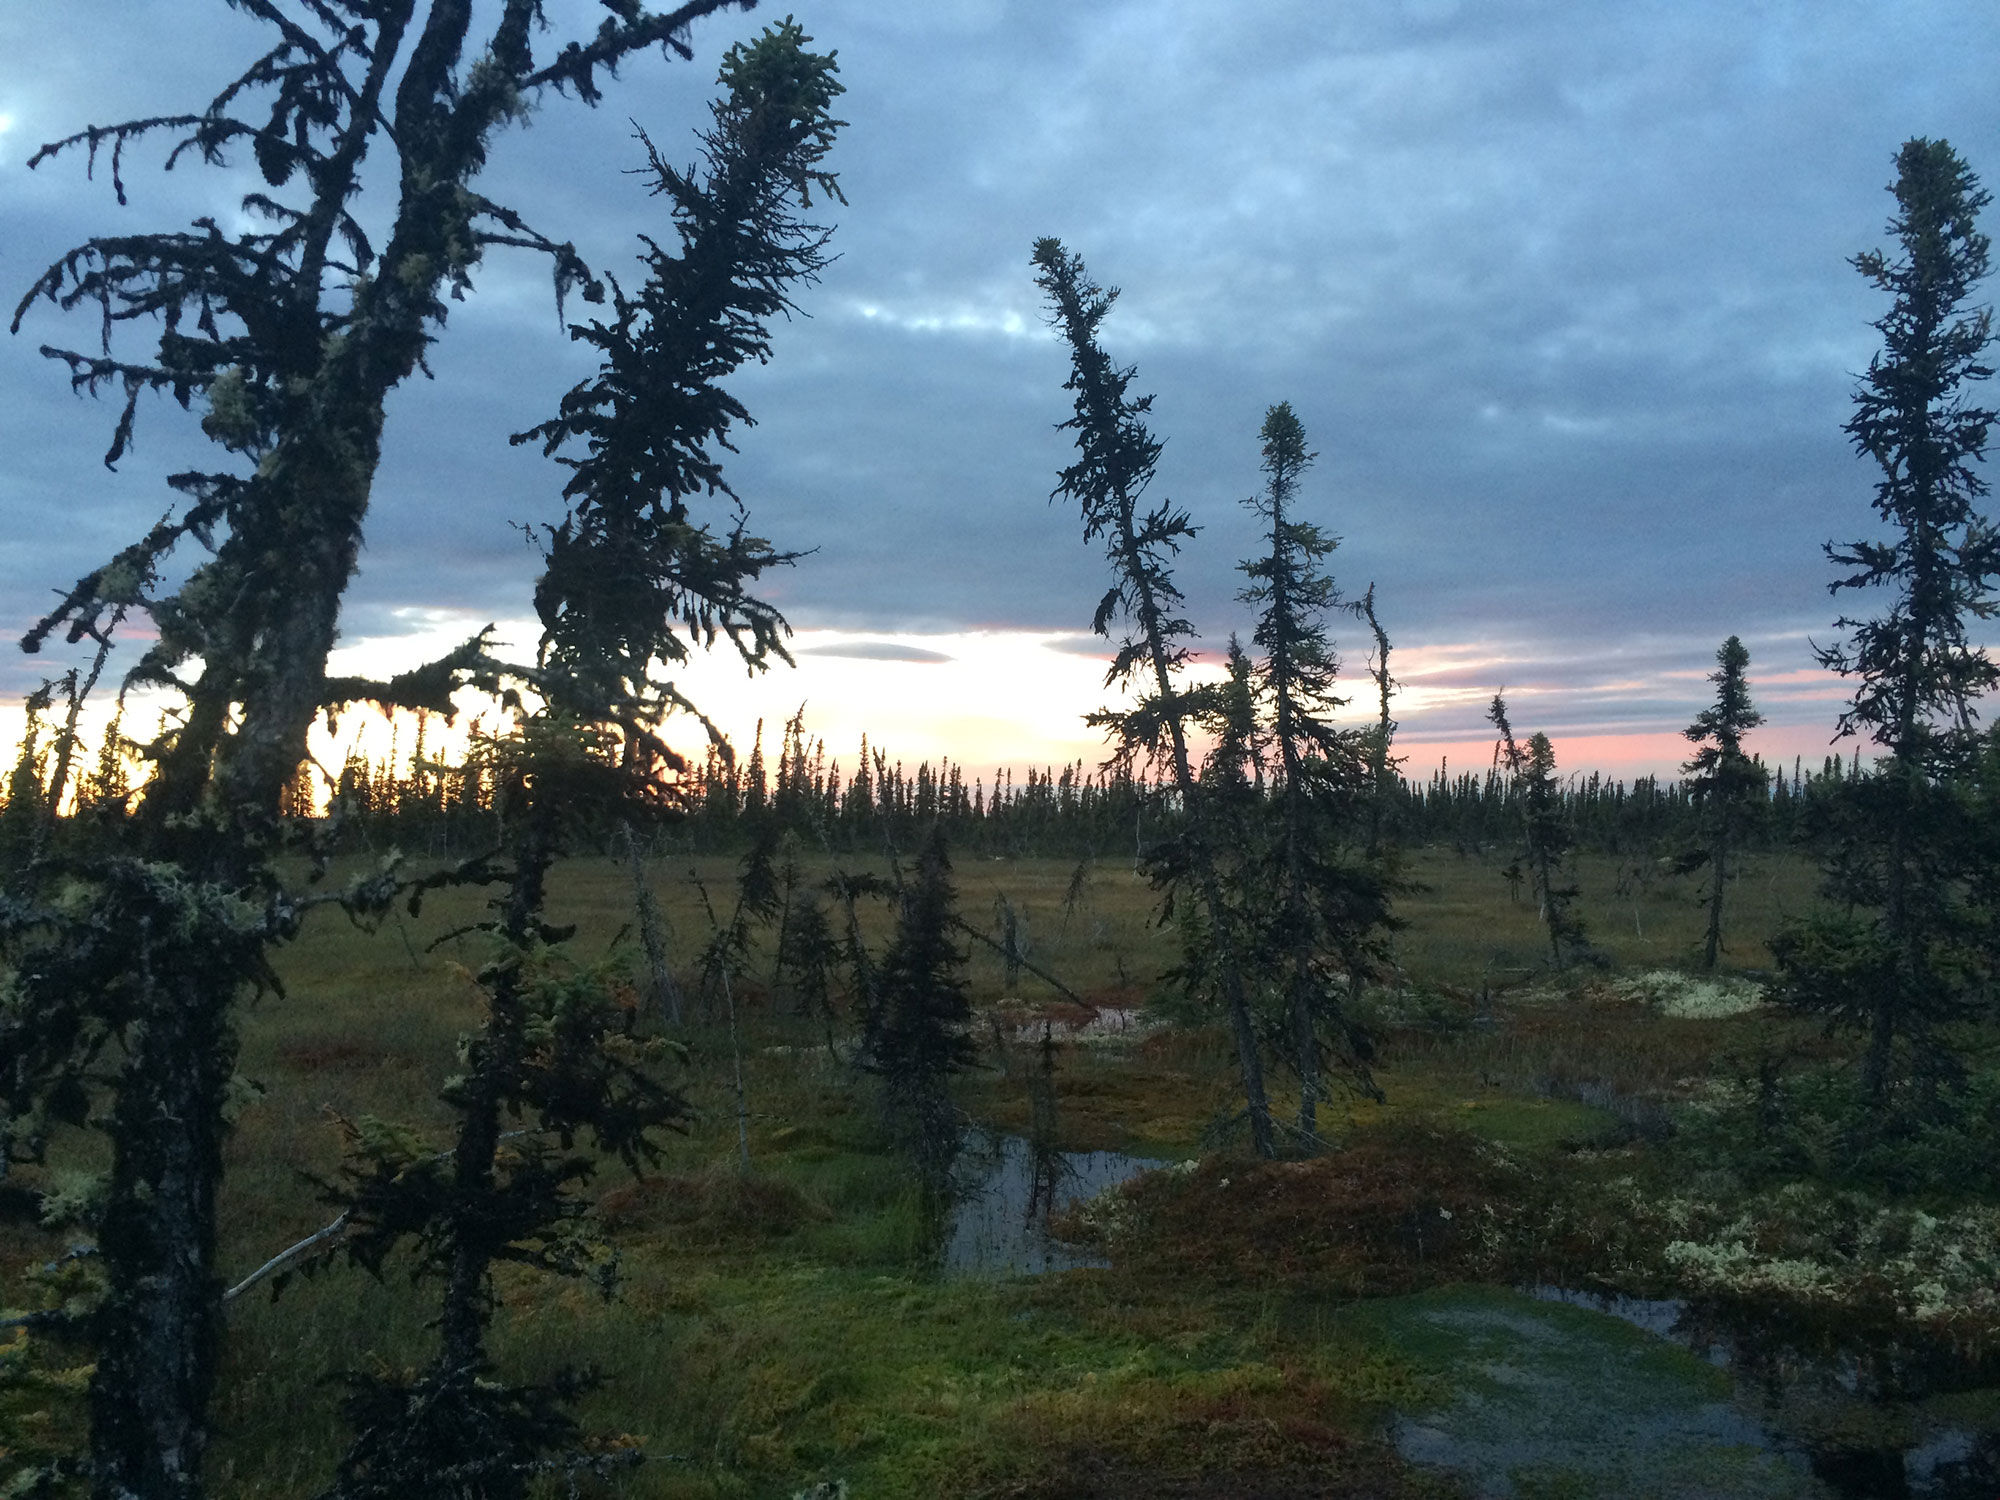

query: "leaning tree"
left=302, top=24, right=843, bottom=1494
left=1487, top=695, right=1585, bottom=968
left=1031, top=238, right=1278, bottom=1158
left=0, top=6, right=762, bottom=1497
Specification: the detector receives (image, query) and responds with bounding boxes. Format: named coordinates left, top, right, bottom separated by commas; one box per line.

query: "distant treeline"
left=311, top=717, right=1166, bottom=860
left=0, top=694, right=1869, bottom=868
left=1392, top=750, right=1866, bottom=857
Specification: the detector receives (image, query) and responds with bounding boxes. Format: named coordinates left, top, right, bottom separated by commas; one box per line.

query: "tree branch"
left=222, top=1208, right=351, bottom=1304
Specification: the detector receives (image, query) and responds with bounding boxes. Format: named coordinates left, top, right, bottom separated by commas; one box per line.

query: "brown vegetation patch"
left=593, top=1168, right=830, bottom=1242
left=1081, top=984, right=1148, bottom=1013
left=272, top=1035, right=395, bottom=1073
left=1113, top=1124, right=1528, bottom=1294
left=971, top=1371, right=1460, bottom=1499
left=1392, top=984, right=1844, bottom=1117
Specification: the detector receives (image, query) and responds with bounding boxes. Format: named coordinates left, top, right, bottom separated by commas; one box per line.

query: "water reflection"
left=942, top=1128, right=1163, bottom=1277
left=1531, top=1285, right=2000, bottom=1499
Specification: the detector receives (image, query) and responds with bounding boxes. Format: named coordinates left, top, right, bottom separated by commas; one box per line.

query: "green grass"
left=1389, top=847, right=1821, bottom=982
left=3, top=843, right=1977, bottom=1497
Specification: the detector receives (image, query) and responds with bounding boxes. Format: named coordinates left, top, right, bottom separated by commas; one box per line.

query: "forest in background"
left=0, top=692, right=1880, bottom=866
left=0, top=2, right=1996, bottom=1496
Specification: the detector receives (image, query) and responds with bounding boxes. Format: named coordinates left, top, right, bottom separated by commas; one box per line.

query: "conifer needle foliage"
left=858, top=826, right=978, bottom=1187
left=306, top=22, right=847, bottom=1495
left=0, top=4, right=767, bottom=1496
left=1031, top=237, right=1279, bottom=1157
left=1776, top=137, right=2000, bottom=1097
left=1488, top=696, right=1587, bottom=968
left=1680, top=636, right=1767, bottom=971
left=1235, top=403, right=1396, bottom=1139
left=518, top=16, right=845, bottom=739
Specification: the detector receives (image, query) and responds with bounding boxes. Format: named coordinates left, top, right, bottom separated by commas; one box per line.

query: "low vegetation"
left=1, top=8, right=1994, bottom=1487
left=11, top=842, right=2000, bottom=1497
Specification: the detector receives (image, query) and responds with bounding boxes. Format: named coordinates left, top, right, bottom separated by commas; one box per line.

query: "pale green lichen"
left=37, top=1170, right=106, bottom=1230
left=1616, top=969, right=1764, bottom=1019
left=201, top=366, right=264, bottom=452
left=1057, top=1162, right=1195, bottom=1248
left=1654, top=1189, right=2000, bottom=1328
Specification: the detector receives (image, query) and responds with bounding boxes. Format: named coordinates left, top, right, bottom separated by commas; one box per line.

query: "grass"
left=4, top=841, right=1991, bottom=1497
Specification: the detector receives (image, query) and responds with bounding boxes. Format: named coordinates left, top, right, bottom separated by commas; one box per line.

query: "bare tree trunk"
left=621, top=821, right=682, bottom=1025
left=721, top=964, right=753, bottom=1175
left=1702, top=835, right=1727, bottom=971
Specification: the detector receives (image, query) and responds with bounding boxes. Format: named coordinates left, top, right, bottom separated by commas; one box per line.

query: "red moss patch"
left=970, top=1369, right=1463, bottom=1499
left=1112, top=1123, right=1530, bottom=1295
left=594, top=1169, right=830, bottom=1241
left=273, top=1035, right=394, bottom=1072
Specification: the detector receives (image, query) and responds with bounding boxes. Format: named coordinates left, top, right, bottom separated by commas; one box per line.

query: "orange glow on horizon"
left=0, top=616, right=1893, bottom=801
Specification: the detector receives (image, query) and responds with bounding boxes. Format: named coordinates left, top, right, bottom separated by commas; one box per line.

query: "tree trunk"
left=1703, top=833, right=1727, bottom=971
left=89, top=430, right=377, bottom=1499
left=89, top=957, right=233, bottom=1500
left=1139, top=610, right=1275, bottom=1158
left=622, top=821, right=682, bottom=1025
left=1292, top=963, right=1320, bottom=1143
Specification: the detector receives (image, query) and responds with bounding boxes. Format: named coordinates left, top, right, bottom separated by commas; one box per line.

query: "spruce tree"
left=1192, top=636, right=1265, bottom=835
left=317, top=718, right=690, bottom=1500
left=0, top=7, right=792, bottom=1495
left=1237, top=403, right=1393, bottom=1140
left=1031, top=238, right=1278, bottom=1156
left=1489, top=696, right=1585, bottom=967
left=1777, top=138, right=2000, bottom=1096
left=519, top=18, right=844, bottom=729
left=1682, top=636, right=1767, bottom=970
left=311, top=23, right=846, bottom=1494
left=860, top=826, right=977, bottom=1184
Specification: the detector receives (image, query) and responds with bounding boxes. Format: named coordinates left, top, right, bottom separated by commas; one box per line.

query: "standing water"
left=942, top=1128, right=1163, bottom=1276
left=1376, top=1283, right=2000, bottom=1499
left=1530, top=1286, right=2000, bottom=1500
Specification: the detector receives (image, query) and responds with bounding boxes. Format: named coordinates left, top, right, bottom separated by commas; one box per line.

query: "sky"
left=3, top=0, right=1999, bottom=785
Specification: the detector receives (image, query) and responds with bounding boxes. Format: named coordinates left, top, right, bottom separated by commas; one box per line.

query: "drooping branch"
left=525, top=1, right=757, bottom=101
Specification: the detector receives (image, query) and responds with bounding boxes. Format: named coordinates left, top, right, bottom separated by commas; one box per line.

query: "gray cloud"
left=797, top=640, right=955, bottom=663
left=4, top=0, right=1998, bottom=756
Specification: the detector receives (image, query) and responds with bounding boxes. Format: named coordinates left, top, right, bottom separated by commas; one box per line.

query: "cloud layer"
left=3, top=1, right=1998, bottom=769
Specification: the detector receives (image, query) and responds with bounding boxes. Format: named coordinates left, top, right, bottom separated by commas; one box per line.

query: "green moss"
left=1335, top=1287, right=1821, bottom=1500
left=108, top=851, right=1988, bottom=1496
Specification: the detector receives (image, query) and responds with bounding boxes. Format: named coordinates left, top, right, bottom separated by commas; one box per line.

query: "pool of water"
left=1525, top=1286, right=2000, bottom=1500
left=1373, top=1286, right=1811, bottom=1500
left=936, top=1132, right=2000, bottom=1496
left=1375, top=1282, right=2000, bottom=1498
left=941, top=1128, right=1164, bottom=1276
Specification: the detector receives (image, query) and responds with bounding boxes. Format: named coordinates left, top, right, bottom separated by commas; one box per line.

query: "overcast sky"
left=3, top=1, right=1998, bottom=778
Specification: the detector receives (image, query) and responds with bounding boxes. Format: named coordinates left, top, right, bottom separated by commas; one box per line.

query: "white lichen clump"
left=1058, top=1161, right=1196, bottom=1247
left=1616, top=969, right=1764, bottom=1020
left=1653, top=1187, right=2000, bottom=1329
